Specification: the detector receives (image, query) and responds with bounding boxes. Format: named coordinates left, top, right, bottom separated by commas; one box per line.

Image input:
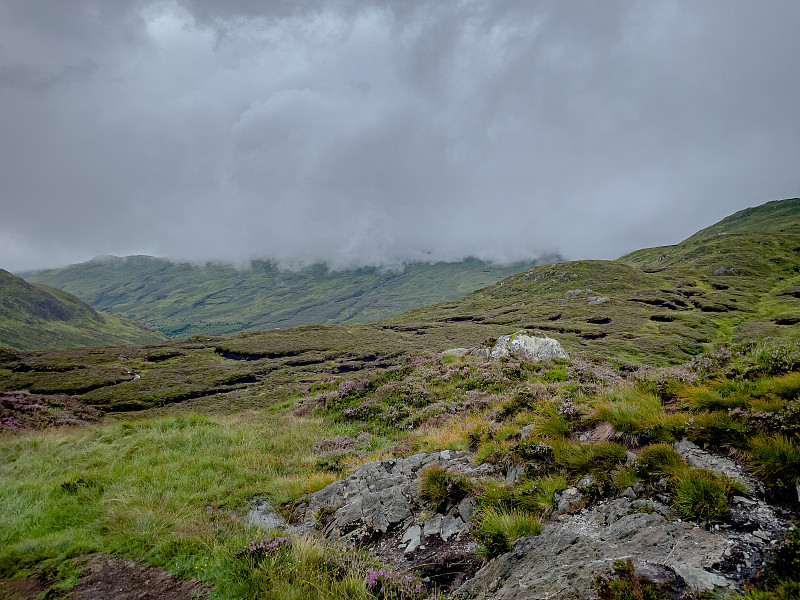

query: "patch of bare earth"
left=0, top=576, right=47, bottom=600
left=65, top=555, right=208, bottom=600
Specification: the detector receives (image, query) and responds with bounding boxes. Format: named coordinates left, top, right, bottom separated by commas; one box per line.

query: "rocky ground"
left=263, top=439, right=798, bottom=600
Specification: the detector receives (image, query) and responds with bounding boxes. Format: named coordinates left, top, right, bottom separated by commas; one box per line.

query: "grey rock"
left=458, top=497, right=475, bottom=523
left=556, top=487, right=586, bottom=514
left=443, top=348, right=470, bottom=356
left=245, top=498, right=289, bottom=530
left=587, top=296, right=611, bottom=305
left=423, top=514, right=443, bottom=537
left=488, top=330, right=570, bottom=362
left=403, top=525, right=422, bottom=553
left=456, top=499, right=738, bottom=600
left=441, top=515, right=464, bottom=541
left=505, top=463, right=523, bottom=485
left=565, top=289, right=592, bottom=299
left=470, top=347, right=491, bottom=359
left=673, top=439, right=763, bottom=494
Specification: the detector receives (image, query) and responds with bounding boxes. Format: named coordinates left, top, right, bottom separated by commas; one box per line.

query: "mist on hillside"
left=1, top=1, right=799, bottom=272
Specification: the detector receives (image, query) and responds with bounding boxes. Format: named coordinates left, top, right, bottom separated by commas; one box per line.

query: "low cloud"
left=1, top=0, right=798, bottom=271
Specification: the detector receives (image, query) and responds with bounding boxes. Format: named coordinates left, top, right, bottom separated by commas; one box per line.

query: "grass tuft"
left=473, top=506, right=542, bottom=559
left=748, top=434, right=800, bottom=495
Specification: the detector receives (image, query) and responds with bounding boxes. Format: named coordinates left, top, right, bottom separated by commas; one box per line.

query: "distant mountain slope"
left=2, top=198, right=799, bottom=412
left=28, top=256, right=558, bottom=337
left=389, top=197, right=800, bottom=364
left=0, top=269, right=166, bottom=350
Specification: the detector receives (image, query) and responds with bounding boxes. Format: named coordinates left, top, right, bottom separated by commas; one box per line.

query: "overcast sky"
left=1, top=1, right=799, bottom=272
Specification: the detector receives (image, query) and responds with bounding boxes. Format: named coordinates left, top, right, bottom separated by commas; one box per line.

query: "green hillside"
left=2, top=198, right=798, bottom=413
left=28, top=256, right=558, bottom=337
left=0, top=269, right=166, bottom=351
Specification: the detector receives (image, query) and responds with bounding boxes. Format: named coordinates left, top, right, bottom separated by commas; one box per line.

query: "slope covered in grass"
left=0, top=269, right=166, bottom=351
left=28, top=256, right=557, bottom=337
left=3, top=198, right=799, bottom=413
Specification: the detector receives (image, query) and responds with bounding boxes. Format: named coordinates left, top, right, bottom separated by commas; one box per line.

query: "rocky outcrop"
left=274, top=441, right=792, bottom=599
left=455, top=492, right=783, bottom=600
left=472, top=330, right=570, bottom=362
left=673, top=438, right=764, bottom=494
left=290, top=451, right=496, bottom=589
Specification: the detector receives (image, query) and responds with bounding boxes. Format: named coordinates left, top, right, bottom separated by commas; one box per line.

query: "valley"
left=1, top=198, right=799, bottom=600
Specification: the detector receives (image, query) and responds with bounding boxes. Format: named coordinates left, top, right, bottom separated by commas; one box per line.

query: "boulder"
left=477, top=330, right=569, bottom=363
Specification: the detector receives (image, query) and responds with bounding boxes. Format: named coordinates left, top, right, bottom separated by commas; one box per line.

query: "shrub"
left=635, top=444, right=687, bottom=479
left=770, top=526, right=800, bottom=583
left=551, top=441, right=627, bottom=475
left=473, top=506, right=542, bottom=559
left=672, top=469, right=730, bottom=524
left=418, top=465, right=474, bottom=511
left=748, top=434, right=800, bottom=495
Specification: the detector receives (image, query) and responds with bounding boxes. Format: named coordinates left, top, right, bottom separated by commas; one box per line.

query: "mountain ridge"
left=28, top=255, right=560, bottom=337
left=0, top=269, right=167, bottom=350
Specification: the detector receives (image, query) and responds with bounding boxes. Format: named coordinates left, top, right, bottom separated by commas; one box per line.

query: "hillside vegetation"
left=28, top=257, right=557, bottom=337
left=1, top=198, right=800, bottom=600
left=0, top=270, right=166, bottom=351
left=1, top=198, right=798, bottom=414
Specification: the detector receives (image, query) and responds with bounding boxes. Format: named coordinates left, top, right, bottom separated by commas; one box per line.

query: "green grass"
left=748, top=434, right=800, bottom=496
left=672, top=469, right=731, bottom=524
left=635, top=444, right=688, bottom=478
left=593, top=388, right=672, bottom=441
left=550, top=441, right=627, bottom=475
left=472, top=506, right=542, bottom=559
left=0, top=413, right=395, bottom=599
left=418, top=465, right=475, bottom=512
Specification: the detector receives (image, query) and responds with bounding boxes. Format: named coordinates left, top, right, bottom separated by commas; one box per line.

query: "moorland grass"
left=748, top=434, right=800, bottom=495
left=0, top=413, right=397, bottom=600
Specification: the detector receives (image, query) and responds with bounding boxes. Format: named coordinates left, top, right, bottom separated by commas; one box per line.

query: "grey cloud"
left=0, top=0, right=798, bottom=272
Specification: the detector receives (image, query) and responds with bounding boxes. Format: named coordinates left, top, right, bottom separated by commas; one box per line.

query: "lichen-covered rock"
left=472, top=330, right=569, bottom=362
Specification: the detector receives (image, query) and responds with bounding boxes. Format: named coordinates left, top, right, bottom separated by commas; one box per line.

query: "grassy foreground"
left=2, top=340, right=800, bottom=599
left=0, top=413, right=399, bottom=599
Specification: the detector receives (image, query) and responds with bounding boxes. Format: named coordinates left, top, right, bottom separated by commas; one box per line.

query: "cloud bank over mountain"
left=1, top=1, right=799, bottom=271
